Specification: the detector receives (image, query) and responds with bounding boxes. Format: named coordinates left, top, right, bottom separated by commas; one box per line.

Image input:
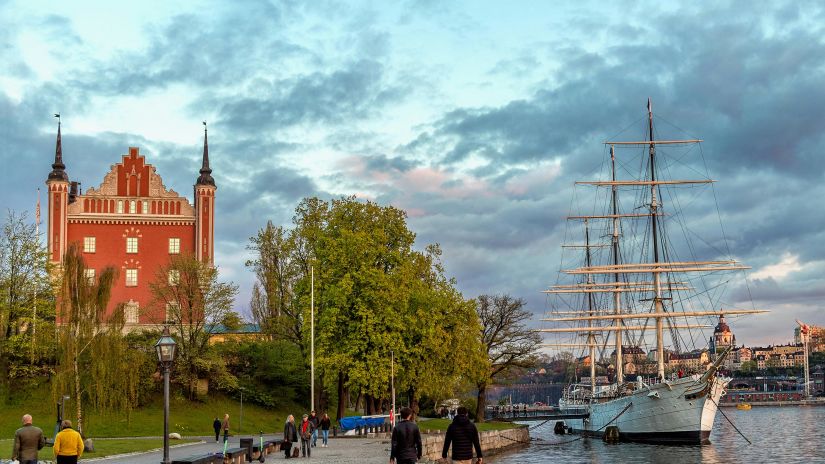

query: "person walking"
left=213, top=417, right=222, bottom=443
left=309, top=410, right=319, bottom=447
left=299, top=414, right=315, bottom=457
left=221, top=413, right=230, bottom=443
left=53, top=420, right=84, bottom=464
left=441, top=407, right=482, bottom=464
left=11, top=414, right=45, bottom=464
left=390, top=407, right=422, bottom=464
left=319, top=413, right=331, bottom=448
left=283, top=415, right=298, bottom=459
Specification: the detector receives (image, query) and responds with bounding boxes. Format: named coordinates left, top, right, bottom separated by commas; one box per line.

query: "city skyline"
left=2, top=1, right=824, bottom=347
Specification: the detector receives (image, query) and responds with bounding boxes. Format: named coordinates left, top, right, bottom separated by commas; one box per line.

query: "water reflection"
left=490, top=407, right=824, bottom=464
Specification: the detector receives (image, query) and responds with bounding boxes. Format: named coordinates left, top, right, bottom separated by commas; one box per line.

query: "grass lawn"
left=0, top=437, right=201, bottom=459
left=416, top=418, right=520, bottom=432
left=0, top=384, right=302, bottom=439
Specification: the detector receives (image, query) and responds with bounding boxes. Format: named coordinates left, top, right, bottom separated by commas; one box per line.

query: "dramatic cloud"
left=1, top=1, right=823, bottom=348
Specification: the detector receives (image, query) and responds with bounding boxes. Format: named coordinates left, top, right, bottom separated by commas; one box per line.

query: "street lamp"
left=155, top=326, right=177, bottom=464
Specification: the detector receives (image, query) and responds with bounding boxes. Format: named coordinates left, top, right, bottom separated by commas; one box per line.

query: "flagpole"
left=309, top=266, right=315, bottom=411
left=32, top=188, right=40, bottom=365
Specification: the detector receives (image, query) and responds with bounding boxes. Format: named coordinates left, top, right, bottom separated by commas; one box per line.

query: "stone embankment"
left=419, top=427, right=530, bottom=462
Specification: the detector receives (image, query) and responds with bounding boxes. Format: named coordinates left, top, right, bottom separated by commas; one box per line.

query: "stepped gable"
left=69, top=147, right=195, bottom=217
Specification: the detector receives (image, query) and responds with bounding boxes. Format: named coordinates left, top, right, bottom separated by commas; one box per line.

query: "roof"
left=208, top=323, right=260, bottom=334
left=714, top=315, right=731, bottom=334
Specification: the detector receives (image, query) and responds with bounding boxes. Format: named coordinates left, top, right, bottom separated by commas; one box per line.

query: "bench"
left=223, top=446, right=248, bottom=464
left=171, top=453, right=224, bottom=464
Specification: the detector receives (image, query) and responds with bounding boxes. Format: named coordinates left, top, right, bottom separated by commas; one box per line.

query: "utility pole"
left=311, top=265, right=315, bottom=412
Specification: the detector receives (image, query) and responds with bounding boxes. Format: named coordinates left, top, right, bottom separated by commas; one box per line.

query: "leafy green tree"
left=738, top=360, right=757, bottom=374
left=0, top=211, right=56, bottom=393
left=149, top=254, right=239, bottom=399
left=249, top=196, right=487, bottom=420
left=54, top=243, right=117, bottom=434
left=474, top=294, right=542, bottom=422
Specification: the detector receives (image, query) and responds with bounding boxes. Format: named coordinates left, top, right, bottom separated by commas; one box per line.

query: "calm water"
left=490, top=407, right=825, bottom=464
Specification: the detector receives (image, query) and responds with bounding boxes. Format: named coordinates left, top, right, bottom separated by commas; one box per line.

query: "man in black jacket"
left=441, top=407, right=483, bottom=464
left=390, top=407, right=422, bottom=464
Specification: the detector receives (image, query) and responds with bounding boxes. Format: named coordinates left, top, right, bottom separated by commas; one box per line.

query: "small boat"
left=736, top=403, right=752, bottom=410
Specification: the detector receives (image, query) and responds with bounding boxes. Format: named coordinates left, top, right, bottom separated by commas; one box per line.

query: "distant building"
left=710, top=315, right=736, bottom=357
left=208, top=323, right=262, bottom=344
left=607, top=346, right=648, bottom=376
left=795, top=325, right=825, bottom=352
left=46, top=121, right=216, bottom=327
left=667, top=350, right=710, bottom=372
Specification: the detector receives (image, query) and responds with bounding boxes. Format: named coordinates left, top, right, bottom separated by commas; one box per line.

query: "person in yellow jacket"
left=53, top=420, right=84, bottom=464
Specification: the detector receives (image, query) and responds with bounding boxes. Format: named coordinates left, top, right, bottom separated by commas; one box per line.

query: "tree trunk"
left=336, top=371, right=346, bottom=421
left=318, top=372, right=328, bottom=413
left=409, top=387, right=419, bottom=419
left=365, top=393, right=374, bottom=415
left=74, top=355, right=83, bottom=434
left=475, top=383, right=487, bottom=423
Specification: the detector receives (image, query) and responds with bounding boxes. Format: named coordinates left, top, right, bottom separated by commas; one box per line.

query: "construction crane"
left=796, top=319, right=811, bottom=399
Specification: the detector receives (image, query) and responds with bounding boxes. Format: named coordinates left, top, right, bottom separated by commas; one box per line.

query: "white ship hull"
left=578, top=375, right=729, bottom=444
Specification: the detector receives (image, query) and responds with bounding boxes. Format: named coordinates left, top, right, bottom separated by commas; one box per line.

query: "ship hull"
left=578, top=375, right=729, bottom=444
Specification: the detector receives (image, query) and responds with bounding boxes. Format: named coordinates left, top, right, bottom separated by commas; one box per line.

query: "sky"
left=1, top=0, right=824, bottom=349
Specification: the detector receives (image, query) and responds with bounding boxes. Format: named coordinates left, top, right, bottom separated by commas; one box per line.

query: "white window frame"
left=83, top=236, right=96, bottom=253
left=84, top=268, right=95, bottom=284
left=117, top=200, right=124, bottom=214
left=125, top=268, right=138, bottom=287
left=168, top=270, right=180, bottom=286
left=165, top=302, right=180, bottom=323
left=168, top=238, right=180, bottom=254
left=126, top=237, right=138, bottom=254
left=129, top=200, right=136, bottom=214
left=142, top=200, right=148, bottom=214
left=125, top=301, right=139, bottom=324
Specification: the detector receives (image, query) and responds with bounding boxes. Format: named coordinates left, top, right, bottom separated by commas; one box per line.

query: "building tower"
left=711, top=315, right=735, bottom=356
left=46, top=117, right=69, bottom=264
left=195, top=122, right=216, bottom=265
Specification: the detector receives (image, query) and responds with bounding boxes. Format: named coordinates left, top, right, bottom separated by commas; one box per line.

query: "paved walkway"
left=85, top=436, right=392, bottom=463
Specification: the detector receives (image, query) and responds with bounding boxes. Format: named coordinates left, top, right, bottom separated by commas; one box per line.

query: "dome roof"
left=714, top=315, right=731, bottom=334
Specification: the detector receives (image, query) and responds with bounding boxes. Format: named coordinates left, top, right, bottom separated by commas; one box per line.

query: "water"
left=489, top=407, right=825, bottom=464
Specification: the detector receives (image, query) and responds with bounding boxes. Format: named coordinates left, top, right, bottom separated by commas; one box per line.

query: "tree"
left=395, top=245, right=485, bottom=417
left=474, top=294, right=542, bottom=422
left=248, top=196, right=487, bottom=419
left=246, top=221, right=305, bottom=351
left=0, top=211, right=55, bottom=393
left=739, top=360, right=757, bottom=374
left=149, top=254, right=239, bottom=398
left=54, top=243, right=117, bottom=434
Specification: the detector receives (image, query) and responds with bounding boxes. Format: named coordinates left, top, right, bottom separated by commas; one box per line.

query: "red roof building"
left=46, top=120, right=216, bottom=326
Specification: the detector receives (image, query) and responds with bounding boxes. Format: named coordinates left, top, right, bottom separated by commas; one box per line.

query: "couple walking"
left=390, top=406, right=483, bottom=464
left=12, top=414, right=84, bottom=464
left=283, top=410, right=331, bottom=458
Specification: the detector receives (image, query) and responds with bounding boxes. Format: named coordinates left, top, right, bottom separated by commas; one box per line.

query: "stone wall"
left=419, top=426, right=529, bottom=462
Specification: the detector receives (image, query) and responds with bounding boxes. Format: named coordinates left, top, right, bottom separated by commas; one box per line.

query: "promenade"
left=85, top=436, right=390, bottom=463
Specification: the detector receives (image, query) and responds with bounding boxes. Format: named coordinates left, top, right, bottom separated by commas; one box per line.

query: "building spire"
left=196, top=121, right=215, bottom=186
left=48, top=113, right=68, bottom=181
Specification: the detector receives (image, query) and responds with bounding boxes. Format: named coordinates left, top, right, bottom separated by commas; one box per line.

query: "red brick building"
left=46, top=120, right=216, bottom=326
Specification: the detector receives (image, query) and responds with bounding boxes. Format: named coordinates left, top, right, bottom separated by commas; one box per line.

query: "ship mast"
left=540, top=100, right=766, bottom=388
left=646, top=99, right=666, bottom=380
left=610, top=145, right=624, bottom=385
left=584, top=219, right=597, bottom=395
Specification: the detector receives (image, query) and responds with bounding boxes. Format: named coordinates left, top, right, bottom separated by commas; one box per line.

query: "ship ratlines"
left=541, top=100, right=767, bottom=444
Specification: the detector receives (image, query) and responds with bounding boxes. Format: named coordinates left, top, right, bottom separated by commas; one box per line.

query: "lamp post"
left=155, top=326, right=177, bottom=464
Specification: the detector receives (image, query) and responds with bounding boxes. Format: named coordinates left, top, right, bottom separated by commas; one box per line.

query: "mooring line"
left=709, top=396, right=752, bottom=445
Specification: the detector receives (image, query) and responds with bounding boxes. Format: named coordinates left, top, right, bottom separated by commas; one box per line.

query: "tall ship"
left=541, top=100, right=766, bottom=444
